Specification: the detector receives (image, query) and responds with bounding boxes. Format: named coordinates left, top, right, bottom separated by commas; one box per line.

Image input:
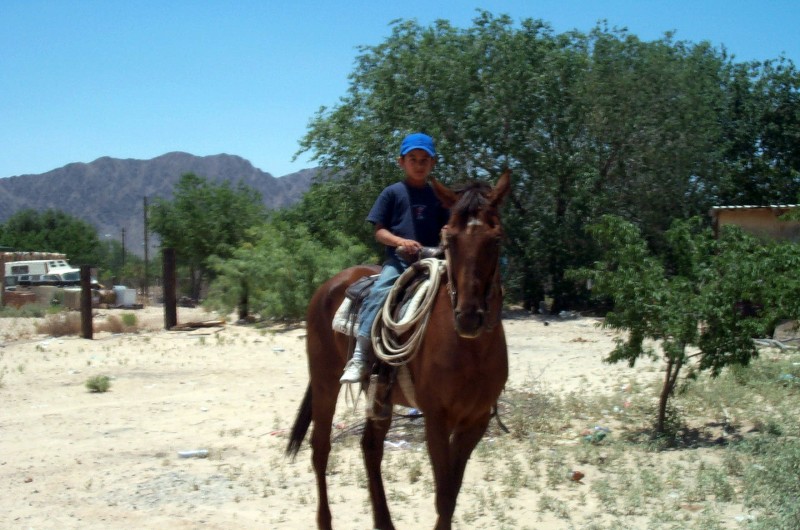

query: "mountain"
left=0, top=152, right=318, bottom=256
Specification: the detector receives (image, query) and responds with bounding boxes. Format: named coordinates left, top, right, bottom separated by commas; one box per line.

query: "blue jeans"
left=357, top=257, right=408, bottom=339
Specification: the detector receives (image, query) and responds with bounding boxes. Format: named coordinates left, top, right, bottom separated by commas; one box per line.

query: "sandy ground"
left=0, top=305, right=672, bottom=529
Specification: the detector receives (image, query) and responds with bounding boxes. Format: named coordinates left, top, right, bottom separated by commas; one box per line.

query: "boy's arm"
left=374, top=224, right=421, bottom=254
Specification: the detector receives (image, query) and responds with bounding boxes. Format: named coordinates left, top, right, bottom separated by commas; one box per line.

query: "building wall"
left=715, top=208, right=800, bottom=242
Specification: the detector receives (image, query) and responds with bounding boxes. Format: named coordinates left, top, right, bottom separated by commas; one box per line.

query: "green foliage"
left=94, top=238, right=151, bottom=288
left=148, top=173, right=267, bottom=298
left=719, top=58, right=800, bottom=205
left=569, top=215, right=799, bottom=433
left=85, top=375, right=111, bottom=393
left=298, top=12, right=800, bottom=310
left=120, top=313, right=137, bottom=327
left=0, top=304, right=49, bottom=318
left=205, top=220, right=373, bottom=319
left=0, top=209, right=102, bottom=265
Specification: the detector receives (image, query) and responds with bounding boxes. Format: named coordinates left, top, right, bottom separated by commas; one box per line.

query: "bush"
left=85, top=375, right=111, bottom=393
left=35, top=311, right=141, bottom=336
left=35, top=313, right=82, bottom=336
left=0, top=304, right=48, bottom=318
left=206, top=221, right=373, bottom=319
left=96, top=314, right=139, bottom=334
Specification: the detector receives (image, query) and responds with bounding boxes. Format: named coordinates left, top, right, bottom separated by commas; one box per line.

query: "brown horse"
left=287, top=170, right=511, bottom=530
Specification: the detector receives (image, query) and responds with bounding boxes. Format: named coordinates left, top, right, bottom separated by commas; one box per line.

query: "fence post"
left=0, top=255, right=5, bottom=308
left=80, top=265, right=93, bottom=339
left=163, top=248, right=177, bottom=330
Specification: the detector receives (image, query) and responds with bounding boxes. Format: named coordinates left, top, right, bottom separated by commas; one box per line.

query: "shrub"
left=35, top=313, right=82, bottom=336
left=35, top=312, right=141, bottom=336
left=121, top=313, right=137, bottom=327
left=85, top=375, right=111, bottom=393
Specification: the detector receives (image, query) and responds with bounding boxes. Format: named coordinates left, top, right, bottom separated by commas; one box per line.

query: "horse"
left=286, top=170, right=511, bottom=530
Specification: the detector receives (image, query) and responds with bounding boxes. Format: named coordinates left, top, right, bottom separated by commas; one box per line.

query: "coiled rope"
left=372, top=258, right=445, bottom=366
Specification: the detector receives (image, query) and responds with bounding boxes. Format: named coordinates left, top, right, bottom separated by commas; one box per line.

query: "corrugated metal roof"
left=710, top=205, right=799, bottom=211
left=710, top=205, right=799, bottom=219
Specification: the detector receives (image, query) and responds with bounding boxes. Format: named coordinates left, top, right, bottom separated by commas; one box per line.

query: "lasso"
left=372, top=258, right=445, bottom=366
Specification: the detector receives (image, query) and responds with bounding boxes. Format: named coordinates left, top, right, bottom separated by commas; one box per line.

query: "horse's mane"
left=451, top=181, right=493, bottom=220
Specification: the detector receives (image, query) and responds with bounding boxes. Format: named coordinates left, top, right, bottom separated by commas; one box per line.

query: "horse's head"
left=431, top=170, right=511, bottom=338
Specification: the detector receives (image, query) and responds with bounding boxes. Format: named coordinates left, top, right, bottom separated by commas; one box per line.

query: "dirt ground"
left=1, top=305, right=728, bottom=529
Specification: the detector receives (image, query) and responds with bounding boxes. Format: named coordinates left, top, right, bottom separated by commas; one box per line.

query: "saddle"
left=331, top=247, right=443, bottom=337
left=331, top=274, right=377, bottom=336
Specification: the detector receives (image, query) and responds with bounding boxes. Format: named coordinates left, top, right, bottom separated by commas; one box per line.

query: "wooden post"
left=163, top=247, right=177, bottom=330
left=238, top=278, right=249, bottom=321
left=143, top=196, right=149, bottom=302
left=80, top=265, right=93, bottom=339
left=0, top=254, right=6, bottom=308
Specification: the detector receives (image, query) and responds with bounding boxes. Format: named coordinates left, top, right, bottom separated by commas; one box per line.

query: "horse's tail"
left=286, top=384, right=313, bottom=460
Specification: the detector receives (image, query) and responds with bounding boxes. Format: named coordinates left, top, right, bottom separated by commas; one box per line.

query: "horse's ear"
left=489, top=169, right=511, bottom=207
left=430, top=177, right=458, bottom=209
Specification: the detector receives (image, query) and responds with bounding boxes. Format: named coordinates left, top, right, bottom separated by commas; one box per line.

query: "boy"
left=340, top=132, right=449, bottom=383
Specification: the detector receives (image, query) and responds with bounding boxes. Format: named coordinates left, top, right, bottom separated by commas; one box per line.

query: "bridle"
left=440, top=222, right=503, bottom=332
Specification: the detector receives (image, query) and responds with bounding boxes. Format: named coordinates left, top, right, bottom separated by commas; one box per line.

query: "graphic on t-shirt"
left=413, top=205, right=427, bottom=220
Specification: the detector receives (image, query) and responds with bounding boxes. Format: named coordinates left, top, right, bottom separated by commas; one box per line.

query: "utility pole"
left=121, top=228, right=126, bottom=272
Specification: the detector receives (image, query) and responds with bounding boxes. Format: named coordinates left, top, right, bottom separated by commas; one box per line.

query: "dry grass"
left=34, top=311, right=141, bottom=336
left=322, top=345, right=800, bottom=529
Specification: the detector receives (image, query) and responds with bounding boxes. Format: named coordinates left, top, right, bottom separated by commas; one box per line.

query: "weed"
left=36, top=312, right=82, bottom=336
left=407, top=456, right=423, bottom=484
left=536, top=493, right=571, bottom=519
left=85, top=375, right=111, bottom=393
left=0, top=305, right=47, bottom=318
left=738, top=436, right=800, bottom=529
left=121, top=313, right=137, bottom=327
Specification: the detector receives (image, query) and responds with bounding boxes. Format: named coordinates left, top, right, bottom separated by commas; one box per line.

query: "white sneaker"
left=339, top=359, right=367, bottom=384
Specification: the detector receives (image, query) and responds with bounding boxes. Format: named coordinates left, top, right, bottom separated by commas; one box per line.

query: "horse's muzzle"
left=454, top=309, right=485, bottom=338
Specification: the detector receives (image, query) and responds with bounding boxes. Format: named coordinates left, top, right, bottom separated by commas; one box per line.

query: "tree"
left=717, top=58, right=800, bottom=205
left=148, top=173, right=267, bottom=299
left=298, top=12, right=798, bottom=310
left=94, top=239, right=147, bottom=288
left=0, top=209, right=101, bottom=265
left=205, top=220, right=372, bottom=319
left=569, top=216, right=797, bottom=436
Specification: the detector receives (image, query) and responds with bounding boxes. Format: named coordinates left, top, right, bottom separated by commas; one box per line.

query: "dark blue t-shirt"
left=366, top=181, right=449, bottom=259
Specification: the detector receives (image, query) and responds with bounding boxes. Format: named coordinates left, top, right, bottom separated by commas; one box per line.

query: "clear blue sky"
left=2, top=0, right=798, bottom=179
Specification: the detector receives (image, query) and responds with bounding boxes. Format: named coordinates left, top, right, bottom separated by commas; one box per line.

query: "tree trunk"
left=655, top=349, right=684, bottom=435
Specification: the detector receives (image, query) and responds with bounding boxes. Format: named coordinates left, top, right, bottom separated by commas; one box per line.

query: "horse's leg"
left=426, top=414, right=490, bottom=530
left=447, top=416, right=491, bottom=507
left=361, top=415, right=395, bottom=530
left=310, top=381, right=340, bottom=530
left=424, top=413, right=457, bottom=530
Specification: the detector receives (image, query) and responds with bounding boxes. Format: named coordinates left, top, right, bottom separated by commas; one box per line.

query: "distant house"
left=710, top=205, right=800, bottom=242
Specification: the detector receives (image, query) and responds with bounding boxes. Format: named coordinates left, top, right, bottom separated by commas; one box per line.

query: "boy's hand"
left=396, top=238, right=422, bottom=254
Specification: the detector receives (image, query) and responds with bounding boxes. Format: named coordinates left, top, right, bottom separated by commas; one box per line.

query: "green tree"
left=718, top=58, right=800, bottom=205
left=0, top=209, right=101, bottom=265
left=570, top=216, right=796, bottom=435
left=148, top=173, right=267, bottom=299
left=205, top=220, right=372, bottom=319
left=94, top=239, right=148, bottom=288
left=298, top=12, right=796, bottom=310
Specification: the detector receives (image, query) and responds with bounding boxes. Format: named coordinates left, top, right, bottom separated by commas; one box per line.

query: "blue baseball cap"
left=400, top=133, right=436, bottom=157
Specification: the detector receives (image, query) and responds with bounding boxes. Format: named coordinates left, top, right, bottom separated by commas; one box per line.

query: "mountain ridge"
left=0, top=152, right=317, bottom=256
